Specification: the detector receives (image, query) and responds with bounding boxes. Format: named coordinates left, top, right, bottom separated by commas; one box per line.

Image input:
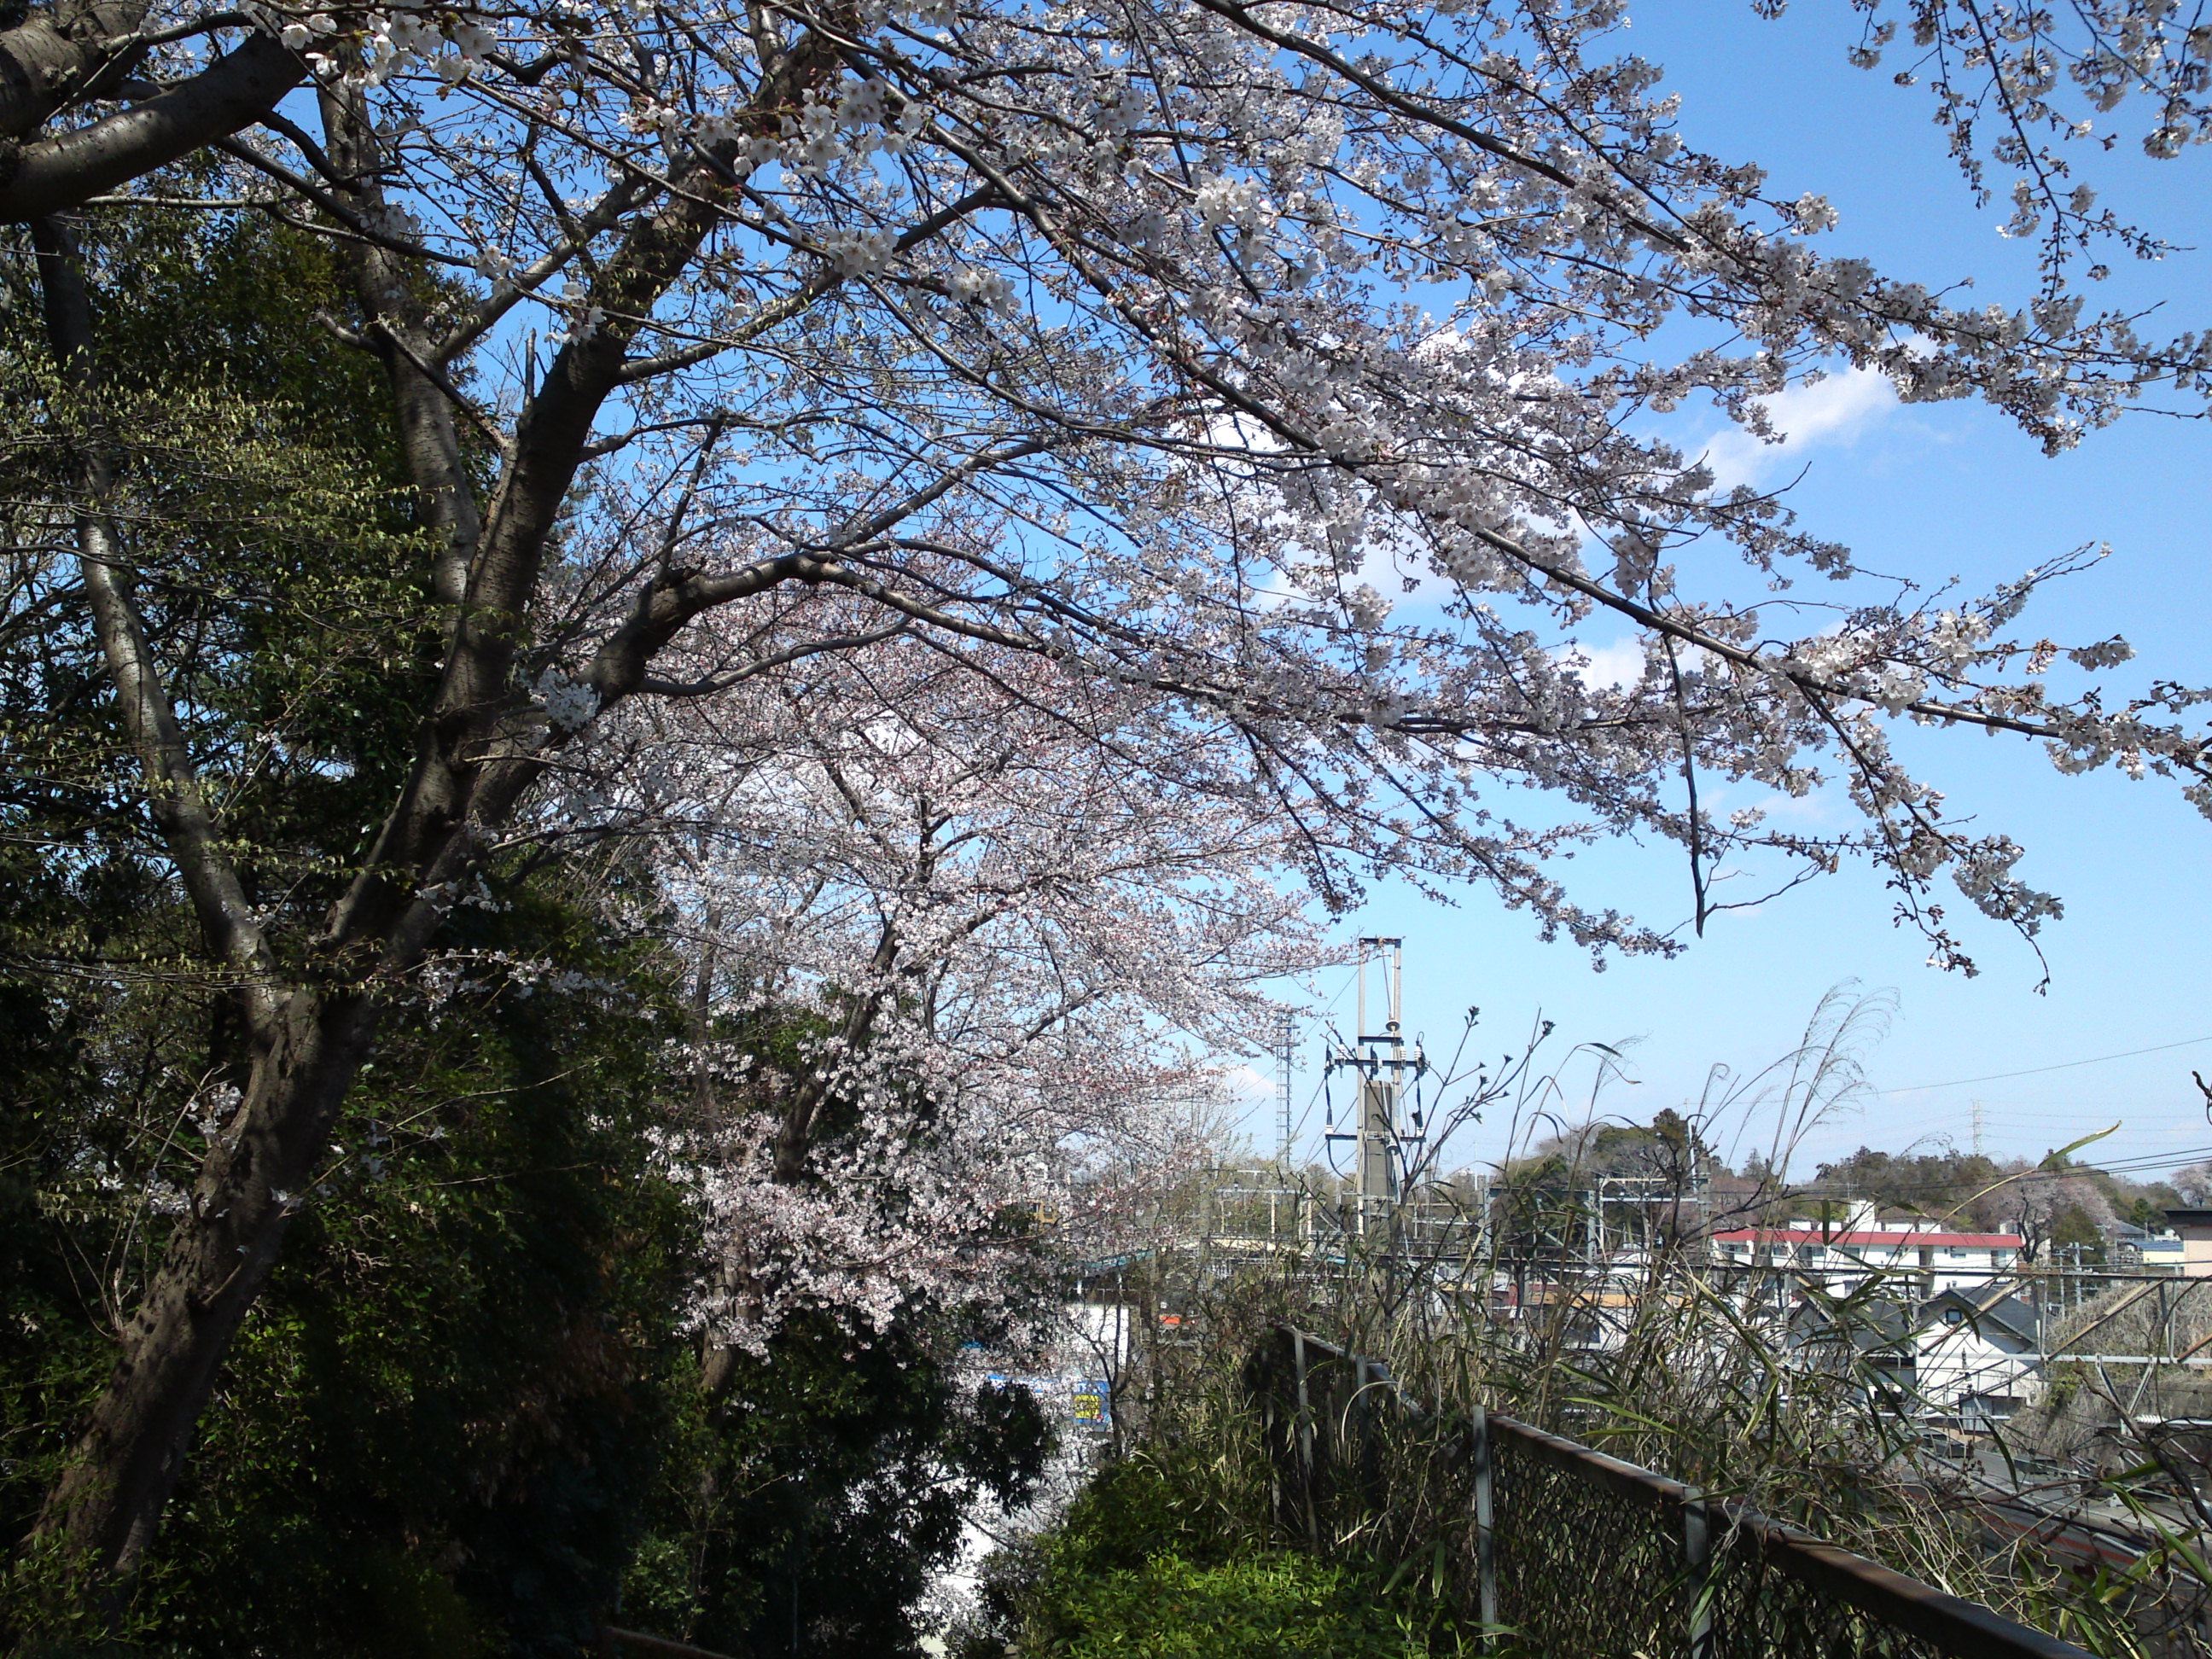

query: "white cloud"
left=1571, top=636, right=1650, bottom=689
left=1559, top=636, right=1737, bottom=690
left=1221, top=1062, right=1275, bottom=1102
left=1354, top=522, right=1446, bottom=608
left=1697, top=367, right=1899, bottom=492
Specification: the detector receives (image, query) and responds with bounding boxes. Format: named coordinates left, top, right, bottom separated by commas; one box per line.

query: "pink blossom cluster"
left=198, top=0, right=2212, bottom=1327
left=580, top=626, right=1322, bottom=1347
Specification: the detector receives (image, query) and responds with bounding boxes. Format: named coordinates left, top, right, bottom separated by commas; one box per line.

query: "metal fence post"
left=1292, top=1329, right=1319, bottom=1549
left=1470, top=1403, right=1498, bottom=1644
left=1684, top=1485, right=1712, bottom=1659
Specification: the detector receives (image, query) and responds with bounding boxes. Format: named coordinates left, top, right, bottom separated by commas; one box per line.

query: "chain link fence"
left=1244, top=1325, right=2097, bottom=1659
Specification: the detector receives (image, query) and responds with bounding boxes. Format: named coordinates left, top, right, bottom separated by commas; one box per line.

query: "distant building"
left=1788, top=1281, right=2040, bottom=1430
left=2113, top=1222, right=2185, bottom=1273
left=1710, top=1217, right=2024, bottom=1295
left=1915, top=1284, right=2040, bottom=1429
left=2163, top=1209, right=2212, bottom=1278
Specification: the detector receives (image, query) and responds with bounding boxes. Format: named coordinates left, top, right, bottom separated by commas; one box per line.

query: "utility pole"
left=1325, top=938, right=1426, bottom=1237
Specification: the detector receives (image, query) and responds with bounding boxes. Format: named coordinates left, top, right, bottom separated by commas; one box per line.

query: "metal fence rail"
left=597, top=1625, right=740, bottom=1659
left=1246, top=1326, right=2096, bottom=1659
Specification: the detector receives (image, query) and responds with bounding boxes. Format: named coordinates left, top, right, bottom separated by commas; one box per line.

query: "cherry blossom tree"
left=1982, top=1166, right=2118, bottom=1260
left=1802, top=0, right=2211, bottom=280
left=596, top=620, right=1323, bottom=1363
left=15, top=0, right=2212, bottom=1591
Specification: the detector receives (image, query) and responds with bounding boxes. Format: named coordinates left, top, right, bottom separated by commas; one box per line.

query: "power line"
left=1875, top=1033, right=2212, bottom=1097
left=1812, top=1144, right=2212, bottom=1198
left=1282, top=964, right=1362, bottom=1161
left=2075, top=1146, right=2212, bottom=1176
left=1970, top=1106, right=2198, bottom=1120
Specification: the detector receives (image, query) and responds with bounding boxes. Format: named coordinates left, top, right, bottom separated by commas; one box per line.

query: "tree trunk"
left=26, top=15, right=904, bottom=1592
left=37, top=986, right=379, bottom=1580
left=22, top=214, right=393, bottom=1594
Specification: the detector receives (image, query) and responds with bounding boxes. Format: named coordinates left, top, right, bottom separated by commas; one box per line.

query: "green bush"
left=999, top=1450, right=1470, bottom=1659
left=1036, top=1551, right=1429, bottom=1659
left=1041, top=1455, right=1247, bottom=1578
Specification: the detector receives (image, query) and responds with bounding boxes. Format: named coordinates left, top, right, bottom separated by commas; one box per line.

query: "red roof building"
left=1710, top=1228, right=2024, bottom=1249
left=1709, top=1221, right=2023, bottom=1295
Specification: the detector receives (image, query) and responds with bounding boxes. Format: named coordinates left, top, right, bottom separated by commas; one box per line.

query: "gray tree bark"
left=0, top=0, right=304, bottom=223
left=24, top=21, right=917, bottom=1598
left=27, top=214, right=376, bottom=1586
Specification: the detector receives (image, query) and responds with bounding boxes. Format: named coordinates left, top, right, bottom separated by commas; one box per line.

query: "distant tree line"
left=1482, top=1103, right=2186, bottom=1269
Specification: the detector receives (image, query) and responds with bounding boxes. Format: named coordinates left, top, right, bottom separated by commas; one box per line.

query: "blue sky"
left=1254, top=2, right=2212, bottom=1184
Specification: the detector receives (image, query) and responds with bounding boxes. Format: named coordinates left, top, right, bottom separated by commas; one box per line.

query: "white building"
left=1711, top=1214, right=2024, bottom=1295
left=2163, top=1208, right=2212, bottom=1277
left=1789, top=1279, right=2042, bottom=1429
left=1914, top=1284, right=2040, bottom=1428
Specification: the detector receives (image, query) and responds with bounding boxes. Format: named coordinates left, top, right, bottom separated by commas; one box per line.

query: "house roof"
left=2115, top=1225, right=2184, bottom=1249
left=1788, top=1296, right=1912, bottom=1352
left=1710, top=1228, right=2023, bottom=1249
left=1923, top=1283, right=2038, bottom=1346
left=1784, top=1282, right=2039, bottom=1354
